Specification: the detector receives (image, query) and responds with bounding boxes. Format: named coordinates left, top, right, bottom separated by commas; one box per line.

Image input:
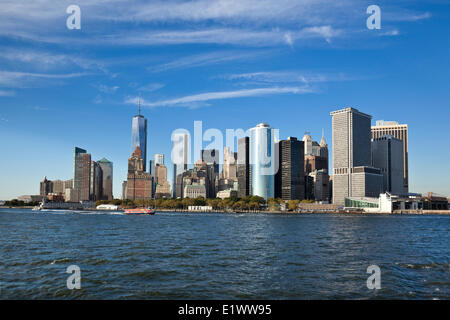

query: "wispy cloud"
left=112, top=26, right=341, bottom=47
left=0, top=70, right=91, bottom=88
left=222, top=71, right=358, bottom=85
left=126, top=86, right=313, bottom=108
left=94, top=84, right=120, bottom=94
left=0, top=48, right=107, bottom=72
left=150, top=50, right=270, bottom=72
left=0, top=1, right=432, bottom=49
left=0, top=90, right=15, bottom=97
left=138, top=83, right=165, bottom=92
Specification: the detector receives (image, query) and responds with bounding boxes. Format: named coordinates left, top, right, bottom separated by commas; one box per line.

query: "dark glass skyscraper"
left=275, top=137, right=305, bottom=200
left=131, top=100, right=148, bottom=171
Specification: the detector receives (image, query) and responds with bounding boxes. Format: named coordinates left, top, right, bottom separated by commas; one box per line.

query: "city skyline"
left=1, top=1, right=450, bottom=199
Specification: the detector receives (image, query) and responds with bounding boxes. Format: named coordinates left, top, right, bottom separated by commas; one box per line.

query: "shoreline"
left=1, top=206, right=449, bottom=215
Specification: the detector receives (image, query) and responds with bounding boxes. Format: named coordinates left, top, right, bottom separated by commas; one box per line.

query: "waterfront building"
left=89, top=160, right=103, bottom=201
left=64, top=179, right=73, bottom=191
left=422, top=192, right=449, bottom=210
left=18, top=195, right=43, bottom=203
left=217, top=189, right=238, bottom=199
left=154, top=162, right=171, bottom=199
left=309, top=169, right=330, bottom=202
left=237, top=137, right=250, bottom=198
left=249, top=123, right=276, bottom=200
left=221, top=147, right=237, bottom=180
left=330, top=108, right=383, bottom=204
left=371, top=120, right=409, bottom=193
left=275, top=137, right=305, bottom=201
left=51, top=180, right=65, bottom=194
left=131, top=99, right=148, bottom=171
left=65, top=188, right=78, bottom=202
left=155, top=181, right=171, bottom=199
left=303, top=132, right=328, bottom=175
left=125, top=147, right=153, bottom=200
left=97, top=158, right=113, bottom=200
left=201, top=149, right=219, bottom=198
left=184, top=184, right=207, bottom=198
left=73, top=147, right=91, bottom=202
left=40, top=177, right=53, bottom=196
left=371, top=135, right=404, bottom=195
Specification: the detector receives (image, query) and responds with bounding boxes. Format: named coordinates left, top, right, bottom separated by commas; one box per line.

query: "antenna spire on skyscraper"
left=138, top=93, right=141, bottom=116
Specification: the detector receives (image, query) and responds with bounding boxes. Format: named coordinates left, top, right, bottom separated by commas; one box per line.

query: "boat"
left=123, top=208, right=155, bottom=215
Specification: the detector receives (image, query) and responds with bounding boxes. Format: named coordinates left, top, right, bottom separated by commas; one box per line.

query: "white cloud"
left=94, top=84, right=120, bottom=94
left=126, top=86, right=313, bottom=108
left=0, top=70, right=91, bottom=87
left=222, top=71, right=356, bottom=84
left=0, top=90, right=15, bottom=97
left=138, top=83, right=165, bottom=92
left=150, top=50, right=270, bottom=72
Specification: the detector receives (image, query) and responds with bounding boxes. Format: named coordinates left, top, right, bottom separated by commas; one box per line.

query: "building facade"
left=371, top=120, right=409, bottom=193
left=201, top=149, right=219, bottom=198
left=275, top=137, right=305, bottom=200
left=40, top=177, right=53, bottom=196
left=330, top=108, right=383, bottom=204
left=126, top=147, right=153, bottom=200
left=372, top=135, right=404, bottom=195
left=131, top=104, right=148, bottom=172
left=237, top=137, right=250, bottom=198
left=249, top=123, right=276, bottom=200
left=73, top=147, right=91, bottom=202
left=97, top=158, right=113, bottom=200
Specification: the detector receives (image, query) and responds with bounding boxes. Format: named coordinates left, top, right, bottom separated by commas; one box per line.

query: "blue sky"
left=0, top=0, right=449, bottom=199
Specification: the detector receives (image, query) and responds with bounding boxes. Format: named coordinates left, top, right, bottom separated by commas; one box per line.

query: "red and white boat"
left=123, top=208, right=156, bottom=215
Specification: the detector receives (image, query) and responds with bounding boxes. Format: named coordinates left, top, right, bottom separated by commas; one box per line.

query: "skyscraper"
left=154, top=154, right=164, bottom=166
left=126, top=147, right=153, bottom=200
left=275, top=137, right=305, bottom=200
left=131, top=98, right=148, bottom=171
left=372, top=135, right=404, bottom=195
left=237, top=137, right=250, bottom=198
left=97, top=158, right=113, bottom=200
left=73, top=147, right=91, bottom=202
left=201, top=149, right=219, bottom=198
left=330, top=108, right=383, bottom=204
left=371, top=120, right=408, bottom=193
left=90, top=160, right=102, bottom=201
left=40, top=177, right=53, bottom=196
left=249, top=123, right=276, bottom=200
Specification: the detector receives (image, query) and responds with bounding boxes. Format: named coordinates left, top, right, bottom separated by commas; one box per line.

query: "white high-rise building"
left=249, top=123, right=277, bottom=200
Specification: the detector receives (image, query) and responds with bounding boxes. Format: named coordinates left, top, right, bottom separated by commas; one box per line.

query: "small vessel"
left=32, top=206, right=42, bottom=211
left=123, top=208, right=155, bottom=215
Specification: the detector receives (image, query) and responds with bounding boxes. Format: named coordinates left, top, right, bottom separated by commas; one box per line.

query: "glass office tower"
left=131, top=111, right=148, bottom=172
left=249, top=123, right=276, bottom=200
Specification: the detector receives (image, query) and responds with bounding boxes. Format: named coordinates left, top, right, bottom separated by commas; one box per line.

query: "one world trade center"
left=131, top=97, right=148, bottom=171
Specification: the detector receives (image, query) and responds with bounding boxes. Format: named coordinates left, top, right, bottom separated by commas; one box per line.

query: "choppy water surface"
left=0, top=208, right=448, bottom=299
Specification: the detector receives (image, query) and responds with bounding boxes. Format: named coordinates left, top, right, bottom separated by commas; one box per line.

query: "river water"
left=0, top=208, right=448, bottom=299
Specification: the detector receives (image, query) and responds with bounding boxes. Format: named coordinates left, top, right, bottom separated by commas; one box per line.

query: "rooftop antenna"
left=138, top=93, right=141, bottom=116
